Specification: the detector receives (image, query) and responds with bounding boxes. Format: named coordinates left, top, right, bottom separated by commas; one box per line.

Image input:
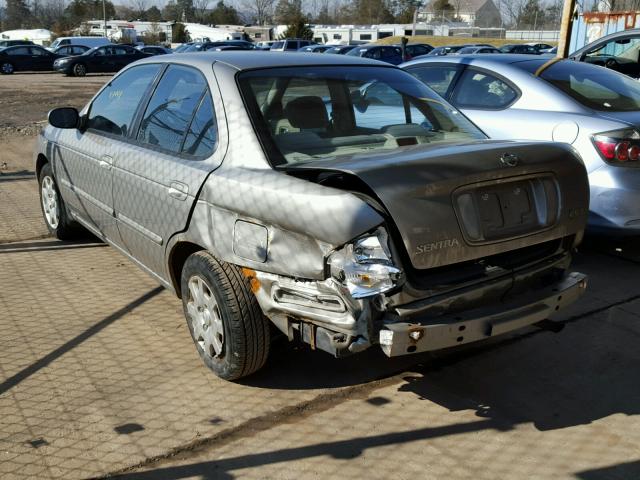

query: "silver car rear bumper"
left=379, top=271, right=587, bottom=357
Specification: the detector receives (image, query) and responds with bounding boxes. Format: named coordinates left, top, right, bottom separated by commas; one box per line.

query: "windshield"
left=520, top=59, right=640, bottom=112
left=238, top=66, right=484, bottom=166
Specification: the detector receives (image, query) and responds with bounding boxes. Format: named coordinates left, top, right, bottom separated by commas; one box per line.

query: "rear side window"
left=87, top=64, right=161, bottom=137
left=451, top=69, right=519, bottom=109
left=137, top=65, right=208, bottom=154
left=182, top=94, right=217, bottom=156
left=286, top=41, right=298, bottom=50
left=7, top=47, right=29, bottom=55
left=407, top=65, right=461, bottom=97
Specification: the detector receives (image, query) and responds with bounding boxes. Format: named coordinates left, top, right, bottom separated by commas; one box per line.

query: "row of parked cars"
left=33, top=30, right=640, bottom=380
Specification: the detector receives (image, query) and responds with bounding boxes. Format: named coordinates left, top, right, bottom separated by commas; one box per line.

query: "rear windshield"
left=238, top=66, right=484, bottom=166
left=518, top=59, right=640, bottom=111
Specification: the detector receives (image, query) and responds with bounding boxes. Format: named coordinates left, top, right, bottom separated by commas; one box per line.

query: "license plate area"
left=454, top=175, right=559, bottom=244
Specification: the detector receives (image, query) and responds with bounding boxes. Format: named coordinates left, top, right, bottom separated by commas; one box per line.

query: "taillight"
left=591, top=129, right=640, bottom=165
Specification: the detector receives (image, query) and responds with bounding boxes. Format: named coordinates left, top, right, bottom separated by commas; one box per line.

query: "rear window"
left=238, top=66, right=484, bottom=166
left=521, top=60, right=640, bottom=112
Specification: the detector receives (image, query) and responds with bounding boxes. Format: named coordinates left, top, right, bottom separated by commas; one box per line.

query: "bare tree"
left=242, top=0, right=276, bottom=24
left=129, top=0, right=147, bottom=19
left=193, top=0, right=210, bottom=23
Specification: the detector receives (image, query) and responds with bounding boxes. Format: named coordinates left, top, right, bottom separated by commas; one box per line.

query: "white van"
left=47, top=36, right=111, bottom=51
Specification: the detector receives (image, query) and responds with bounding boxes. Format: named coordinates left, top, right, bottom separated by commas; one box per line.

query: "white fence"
left=506, top=30, right=560, bottom=41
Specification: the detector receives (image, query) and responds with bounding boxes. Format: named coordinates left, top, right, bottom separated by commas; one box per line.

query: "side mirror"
left=48, top=107, right=79, bottom=129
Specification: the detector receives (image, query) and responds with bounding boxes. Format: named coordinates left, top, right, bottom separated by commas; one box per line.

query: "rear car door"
left=113, top=64, right=221, bottom=275
left=5, top=46, right=31, bottom=71
left=52, top=64, right=162, bottom=245
left=29, top=46, right=55, bottom=70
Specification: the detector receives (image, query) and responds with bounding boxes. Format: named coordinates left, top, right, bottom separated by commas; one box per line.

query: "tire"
left=1, top=62, right=14, bottom=74
left=38, top=163, right=79, bottom=240
left=72, top=63, right=87, bottom=77
left=181, top=251, right=270, bottom=381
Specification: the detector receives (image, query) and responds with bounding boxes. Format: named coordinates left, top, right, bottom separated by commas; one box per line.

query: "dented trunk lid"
left=285, top=140, right=589, bottom=270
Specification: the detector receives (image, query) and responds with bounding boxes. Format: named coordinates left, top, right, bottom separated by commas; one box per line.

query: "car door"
left=52, top=64, right=163, bottom=245
left=112, top=46, right=134, bottom=70
left=89, top=46, right=111, bottom=72
left=5, top=46, right=31, bottom=70
left=113, top=64, right=222, bottom=275
left=29, top=47, right=54, bottom=70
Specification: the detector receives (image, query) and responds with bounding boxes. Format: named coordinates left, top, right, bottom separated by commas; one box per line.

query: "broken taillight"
left=592, top=129, right=640, bottom=164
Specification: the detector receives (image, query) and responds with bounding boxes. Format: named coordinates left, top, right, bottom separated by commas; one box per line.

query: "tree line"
left=0, top=0, right=570, bottom=37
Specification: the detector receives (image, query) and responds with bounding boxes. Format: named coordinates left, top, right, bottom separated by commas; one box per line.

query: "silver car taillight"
left=591, top=128, right=640, bottom=164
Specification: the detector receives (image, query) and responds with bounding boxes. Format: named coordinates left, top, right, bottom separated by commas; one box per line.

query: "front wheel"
left=72, top=63, right=87, bottom=77
left=181, top=251, right=270, bottom=381
left=38, top=163, right=80, bottom=240
left=1, top=62, right=14, bottom=74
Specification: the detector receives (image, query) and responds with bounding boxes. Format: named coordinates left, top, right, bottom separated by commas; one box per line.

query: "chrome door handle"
left=168, top=181, right=188, bottom=201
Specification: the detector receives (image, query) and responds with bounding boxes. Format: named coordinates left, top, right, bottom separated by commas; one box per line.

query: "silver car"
left=403, top=54, right=640, bottom=233
left=36, top=52, right=589, bottom=380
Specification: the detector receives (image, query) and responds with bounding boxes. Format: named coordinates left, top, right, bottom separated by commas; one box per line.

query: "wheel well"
left=169, top=242, right=204, bottom=297
left=35, top=154, right=48, bottom=180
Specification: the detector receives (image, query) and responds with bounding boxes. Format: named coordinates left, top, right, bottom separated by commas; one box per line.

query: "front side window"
left=30, top=47, right=49, bottom=56
left=451, top=69, right=518, bottom=109
left=585, top=37, right=640, bottom=62
left=407, top=64, right=461, bottom=97
left=286, top=41, right=298, bottom=50
left=137, top=65, right=209, bottom=154
left=87, top=64, right=161, bottom=137
left=239, top=66, right=484, bottom=165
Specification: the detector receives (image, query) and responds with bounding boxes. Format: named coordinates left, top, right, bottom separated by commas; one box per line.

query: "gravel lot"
left=0, top=74, right=639, bottom=480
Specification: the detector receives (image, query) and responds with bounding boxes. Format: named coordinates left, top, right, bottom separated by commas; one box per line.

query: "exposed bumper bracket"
left=379, top=272, right=587, bottom=357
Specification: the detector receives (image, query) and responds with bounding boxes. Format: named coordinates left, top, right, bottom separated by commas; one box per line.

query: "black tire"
left=72, top=63, right=87, bottom=77
left=1, top=62, right=14, bottom=74
left=38, top=163, right=80, bottom=240
left=181, top=251, right=270, bottom=381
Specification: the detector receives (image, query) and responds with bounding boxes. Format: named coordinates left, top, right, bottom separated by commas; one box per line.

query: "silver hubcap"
left=75, top=64, right=85, bottom=75
left=1, top=63, right=13, bottom=74
left=187, top=275, right=224, bottom=358
left=41, top=176, right=59, bottom=229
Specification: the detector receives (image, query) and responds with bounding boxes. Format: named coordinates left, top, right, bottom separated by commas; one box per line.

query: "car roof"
left=402, top=53, right=544, bottom=68
left=135, top=51, right=391, bottom=70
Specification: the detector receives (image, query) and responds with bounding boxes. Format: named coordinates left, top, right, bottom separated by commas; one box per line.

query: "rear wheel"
left=181, top=251, right=270, bottom=381
left=38, top=163, right=79, bottom=240
left=72, top=63, right=87, bottom=77
left=1, top=62, right=14, bottom=74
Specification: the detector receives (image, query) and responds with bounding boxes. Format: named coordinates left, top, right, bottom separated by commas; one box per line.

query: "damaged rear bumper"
left=379, top=272, right=587, bottom=357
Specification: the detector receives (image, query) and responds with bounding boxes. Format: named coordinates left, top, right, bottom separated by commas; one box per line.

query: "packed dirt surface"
left=0, top=73, right=111, bottom=136
left=0, top=73, right=111, bottom=174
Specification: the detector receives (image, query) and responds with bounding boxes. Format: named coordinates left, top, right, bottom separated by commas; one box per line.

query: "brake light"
left=591, top=129, right=640, bottom=164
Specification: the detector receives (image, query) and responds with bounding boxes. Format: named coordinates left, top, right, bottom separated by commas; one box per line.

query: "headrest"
left=284, top=96, right=329, bottom=130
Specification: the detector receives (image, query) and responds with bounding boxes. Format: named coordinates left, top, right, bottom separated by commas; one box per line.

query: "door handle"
left=99, top=155, right=113, bottom=170
left=168, top=181, right=188, bottom=201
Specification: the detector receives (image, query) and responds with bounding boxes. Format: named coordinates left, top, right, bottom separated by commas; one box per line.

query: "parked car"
left=182, top=40, right=254, bottom=52
left=137, top=46, right=172, bottom=55
left=346, top=44, right=404, bottom=64
left=456, top=46, right=502, bottom=54
left=541, top=46, right=557, bottom=54
left=526, top=42, right=554, bottom=53
left=270, top=39, right=314, bottom=51
left=499, top=44, right=539, bottom=54
left=569, top=28, right=640, bottom=79
left=298, top=44, right=331, bottom=53
left=0, top=45, right=65, bottom=74
left=324, top=45, right=357, bottom=55
left=47, top=36, right=111, bottom=51
left=393, top=43, right=433, bottom=58
left=53, top=44, right=150, bottom=76
left=37, top=52, right=589, bottom=380
left=0, top=39, right=34, bottom=48
left=255, top=41, right=275, bottom=50
left=403, top=54, right=640, bottom=233
left=427, top=45, right=466, bottom=56
left=52, top=45, right=91, bottom=56
left=173, top=42, right=197, bottom=53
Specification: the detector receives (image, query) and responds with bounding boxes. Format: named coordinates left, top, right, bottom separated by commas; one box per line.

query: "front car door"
left=89, top=46, right=112, bottom=72
left=5, top=46, right=31, bottom=71
left=113, top=64, right=223, bottom=276
left=29, top=46, right=55, bottom=70
left=52, top=64, right=162, bottom=244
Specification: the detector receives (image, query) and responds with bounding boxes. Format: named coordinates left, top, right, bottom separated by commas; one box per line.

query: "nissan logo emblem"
left=500, top=153, right=520, bottom=167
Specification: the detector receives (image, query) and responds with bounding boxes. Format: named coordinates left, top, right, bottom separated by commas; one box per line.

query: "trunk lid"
left=286, top=140, right=589, bottom=270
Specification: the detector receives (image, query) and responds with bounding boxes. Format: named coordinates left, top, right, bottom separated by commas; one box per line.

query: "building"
left=83, top=20, right=174, bottom=43
left=422, top=0, right=501, bottom=28
left=0, top=28, right=53, bottom=45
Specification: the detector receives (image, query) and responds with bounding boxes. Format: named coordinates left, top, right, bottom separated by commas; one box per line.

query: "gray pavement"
left=0, top=175, right=639, bottom=480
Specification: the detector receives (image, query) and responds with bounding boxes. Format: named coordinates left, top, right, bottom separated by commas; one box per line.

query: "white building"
left=310, top=23, right=448, bottom=44
left=0, top=29, right=53, bottom=45
left=182, top=23, right=244, bottom=42
left=83, top=20, right=174, bottom=43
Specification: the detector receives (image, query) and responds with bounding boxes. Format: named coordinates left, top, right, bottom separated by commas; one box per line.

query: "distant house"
left=422, top=0, right=501, bottom=28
